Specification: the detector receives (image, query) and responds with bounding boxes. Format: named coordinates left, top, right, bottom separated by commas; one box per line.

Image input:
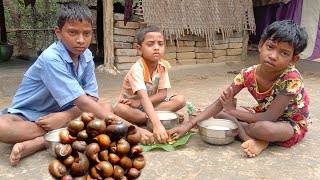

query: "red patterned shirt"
left=231, top=65, right=311, bottom=133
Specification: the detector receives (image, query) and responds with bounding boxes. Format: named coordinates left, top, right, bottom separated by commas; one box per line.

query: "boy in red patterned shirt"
left=168, top=20, right=310, bottom=157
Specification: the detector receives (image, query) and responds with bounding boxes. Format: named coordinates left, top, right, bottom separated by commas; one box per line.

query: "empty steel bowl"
left=44, top=128, right=66, bottom=157
left=197, top=118, right=239, bottom=145
left=147, top=111, right=179, bottom=130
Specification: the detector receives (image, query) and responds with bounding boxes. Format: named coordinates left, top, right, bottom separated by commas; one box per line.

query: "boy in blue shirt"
left=0, top=2, right=113, bottom=166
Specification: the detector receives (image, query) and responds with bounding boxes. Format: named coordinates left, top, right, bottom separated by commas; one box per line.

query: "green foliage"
left=3, top=0, right=137, bottom=54
left=4, top=0, right=97, bottom=53
left=141, top=131, right=195, bottom=152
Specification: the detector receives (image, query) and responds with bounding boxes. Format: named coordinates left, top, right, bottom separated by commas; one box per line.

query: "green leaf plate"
left=141, top=131, right=195, bottom=152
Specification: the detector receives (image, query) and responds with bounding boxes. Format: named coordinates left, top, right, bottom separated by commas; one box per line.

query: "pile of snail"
left=48, top=112, right=145, bottom=180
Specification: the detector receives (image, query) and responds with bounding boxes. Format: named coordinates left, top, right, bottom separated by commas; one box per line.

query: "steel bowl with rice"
left=197, top=118, right=239, bottom=145
left=147, top=111, right=179, bottom=130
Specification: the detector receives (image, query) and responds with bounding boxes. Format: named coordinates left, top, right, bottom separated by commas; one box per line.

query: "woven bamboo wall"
left=113, top=14, right=247, bottom=71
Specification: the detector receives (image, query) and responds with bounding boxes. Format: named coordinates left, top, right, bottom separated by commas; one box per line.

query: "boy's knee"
left=0, top=117, right=11, bottom=132
left=113, top=103, right=128, bottom=114
left=248, top=121, right=273, bottom=137
left=172, top=95, right=186, bottom=108
left=100, top=103, right=113, bottom=113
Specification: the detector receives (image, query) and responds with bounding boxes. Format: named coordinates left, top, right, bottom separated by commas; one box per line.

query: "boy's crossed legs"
left=214, top=108, right=294, bottom=157
left=1, top=103, right=117, bottom=166
left=114, top=95, right=186, bottom=144
left=114, top=95, right=186, bottom=124
left=0, top=114, right=47, bottom=166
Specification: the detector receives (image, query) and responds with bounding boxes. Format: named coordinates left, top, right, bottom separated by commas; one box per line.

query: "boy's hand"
left=119, top=99, right=141, bottom=108
left=153, top=123, right=168, bottom=144
left=167, top=123, right=191, bottom=140
left=137, top=127, right=155, bottom=145
left=219, top=87, right=236, bottom=113
left=119, top=98, right=131, bottom=104
left=35, top=112, right=68, bottom=131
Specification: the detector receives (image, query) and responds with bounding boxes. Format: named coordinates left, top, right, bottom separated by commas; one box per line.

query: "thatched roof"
left=142, top=0, right=255, bottom=44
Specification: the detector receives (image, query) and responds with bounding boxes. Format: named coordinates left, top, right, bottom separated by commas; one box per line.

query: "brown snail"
left=104, top=114, right=117, bottom=125
left=99, top=149, right=109, bottom=161
left=48, top=159, right=66, bottom=178
left=105, top=177, right=116, bottom=180
left=113, top=165, right=125, bottom=180
left=63, top=155, right=75, bottom=167
left=119, top=156, right=132, bottom=170
left=120, top=176, right=128, bottom=180
left=116, top=139, right=130, bottom=157
left=67, top=119, right=84, bottom=135
left=109, top=141, right=117, bottom=154
left=90, top=166, right=102, bottom=179
left=77, top=129, right=88, bottom=141
left=73, top=175, right=89, bottom=180
left=85, top=143, right=101, bottom=163
left=81, top=112, right=94, bottom=125
left=126, top=125, right=141, bottom=145
left=106, top=119, right=128, bottom=141
left=130, top=145, right=143, bottom=157
left=71, top=141, right=87, bottom=152
left=61, top=174, right=73, bottom=180
left=127, top=168, right=140, bottom=179
left=71, top=152, right=90, bottom=176
left=54, top=143, right=72, bottom=158
left=108, top=153, right=120, bottom=164
left=86, top=119, right=107, bottom=138
left=95, top=161, right=114, bottom=178
left=59, top=129, right=77, bottom=144
left=132, top=154, right=145, bottom=170
left=93, top=134, right=111, bottom=150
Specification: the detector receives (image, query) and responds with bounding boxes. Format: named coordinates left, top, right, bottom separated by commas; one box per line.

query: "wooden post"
left=97, top=0, right=119, bottom=74
left=241, top=30, right=249, bottom=61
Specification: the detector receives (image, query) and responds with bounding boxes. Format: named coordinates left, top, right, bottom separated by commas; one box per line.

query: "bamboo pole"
left=97, top=0, right=119, bottom=74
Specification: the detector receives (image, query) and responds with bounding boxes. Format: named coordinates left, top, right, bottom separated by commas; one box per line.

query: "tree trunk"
left=97, top=0, right=118, bottom=74
left=0, top=0, right=8, bottom=44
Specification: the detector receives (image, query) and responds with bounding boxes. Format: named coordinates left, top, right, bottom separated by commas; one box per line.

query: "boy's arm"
left=148, top=88, right=167, bottom=104
left=35, top=94, right=100, bottom=131
left=167, top=85, right=242, bottom=139
left=136, top=89, right=168, bottom=144
left=73, top=94, right=108, bottom=120
left=167, top=98, right=224, bottom=140
left=222, top=89, right=293, bottom=122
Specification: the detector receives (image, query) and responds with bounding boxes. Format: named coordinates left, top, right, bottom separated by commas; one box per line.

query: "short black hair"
left=261, top=20, right=308, bottom=56
left=56, top=2, right=93, bottom=29
left=135, top=26, right=163, bottom=45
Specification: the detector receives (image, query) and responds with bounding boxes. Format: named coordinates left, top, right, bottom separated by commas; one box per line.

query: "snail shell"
left=48, top=159, right=66, bottom=178
left=126, top=125, right=141, bottom=145
left=71, top=152, right=90, bottom=176
left=67, top=119, right=84, bottom=135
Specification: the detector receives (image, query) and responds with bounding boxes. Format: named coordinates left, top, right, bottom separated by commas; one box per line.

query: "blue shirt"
left=8, top=41, right=98, bottom=121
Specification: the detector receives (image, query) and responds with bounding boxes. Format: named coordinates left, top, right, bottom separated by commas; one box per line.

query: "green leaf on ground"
left=141, top=131, right=195, bottom=152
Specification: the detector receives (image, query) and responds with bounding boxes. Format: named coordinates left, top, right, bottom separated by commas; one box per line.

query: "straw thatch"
left=142, top=0, right=255, bottom=45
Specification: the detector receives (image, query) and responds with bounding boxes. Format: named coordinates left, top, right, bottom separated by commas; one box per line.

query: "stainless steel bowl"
left=197, top=118, right=239, bottom=145
left=147, top=111, right=179, bottom=130
left=44, top=127, right=66, bottom=157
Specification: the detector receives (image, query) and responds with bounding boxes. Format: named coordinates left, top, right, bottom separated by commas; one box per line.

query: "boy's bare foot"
left=240, top=139, right=269, bottom=158
left=10, top=143, right=24, bottom=166
left=177, top=112, right=184, bottom=123
left=10, top=136, right=47, bottom=166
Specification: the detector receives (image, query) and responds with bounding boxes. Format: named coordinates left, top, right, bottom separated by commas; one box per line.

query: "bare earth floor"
left=0, top=51, right=319, bottom=179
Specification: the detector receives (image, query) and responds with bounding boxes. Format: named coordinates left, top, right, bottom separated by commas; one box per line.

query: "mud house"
left=100, top=0, right=255, bottom=73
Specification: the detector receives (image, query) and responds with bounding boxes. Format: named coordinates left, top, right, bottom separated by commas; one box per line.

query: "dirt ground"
left=0, top=50, right=319, bottom=179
